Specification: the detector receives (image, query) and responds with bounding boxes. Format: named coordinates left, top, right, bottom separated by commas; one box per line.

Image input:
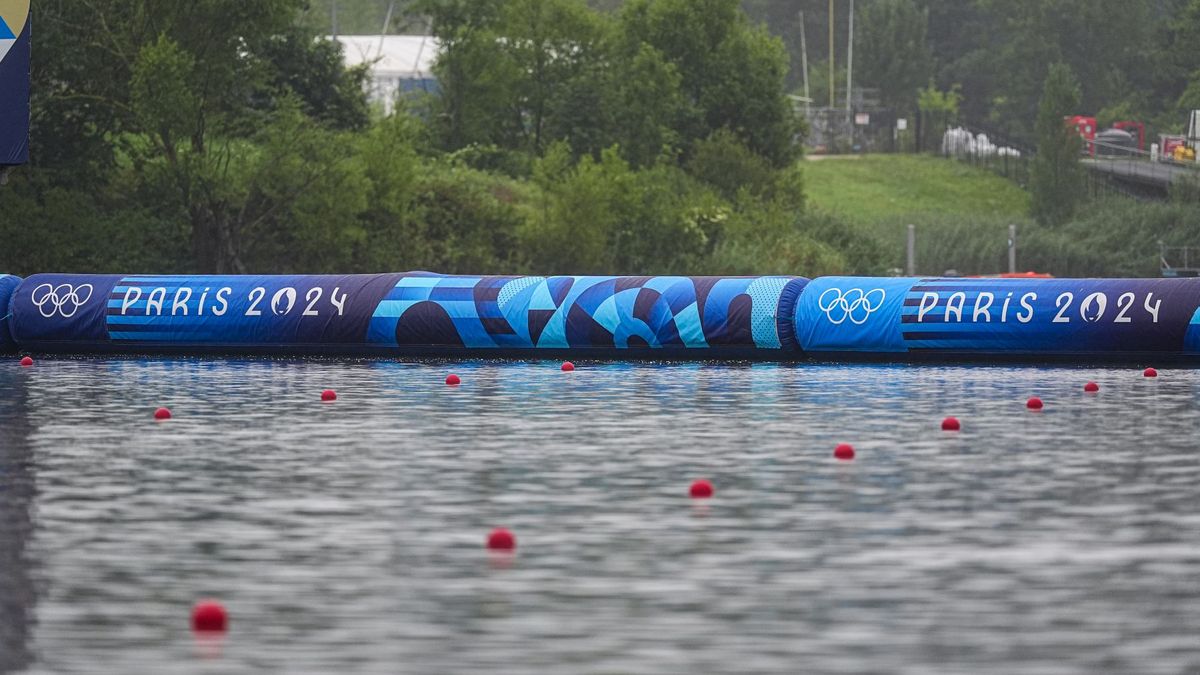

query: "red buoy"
left=154, top=407, right=172, bottom=420
left=446, top=374, right=461, bottom=386
left=689, top=478, right=714, bottom=498
left=18, top=356, right=33, bottom=367
left=486, top=527, right=516, bottom=551
left=191, top=600, right=228, bottom=633
left=1084, top=381, right=1099, bottom=393
left=941, top=416, right=961, bottom=431
left=834, top=443, right=855, bottom=460
left=1144, top=367, right=1158, bottom=378
left=1026, top=397, right=1044, bottom=410
left=561, top=361, right=575, bottom=372
left=321, top=389, right=337, bottom=402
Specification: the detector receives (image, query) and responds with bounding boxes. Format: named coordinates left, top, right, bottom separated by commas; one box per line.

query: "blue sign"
left=0, top=0, right=30, bottom=165
left=796, top=277, right=1200, bottom=356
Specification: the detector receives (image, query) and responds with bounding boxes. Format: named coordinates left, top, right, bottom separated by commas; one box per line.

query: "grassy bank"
left=802, top=154, right=1200, bottom=278
left=802, top=154, right=1032, bottom=274
left=803, top=155, right=1030, bottom=225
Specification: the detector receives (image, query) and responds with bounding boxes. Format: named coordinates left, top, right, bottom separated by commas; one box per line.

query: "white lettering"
left=146, top=287, right=166, bottom=316
left=330, top=287, right=347, bottom=316
left=246, top=287, right=265, bottom=316
left=944, top=292, right=966, bottom=323
left=917, top=292, right=938, bottom=322
left=972, top=292, right=994, bottom=322
left=212, top=287, right=231, bottom=316
left=120, top=287, right=142, bottom=315
left=1053, top=292, right=1073, bottom=323
left=171, top=287, right=192, bottom=316
left=1017, top=292, right=1037, bottom=323
left=1144, top=293, right=1161, bottom=323
left=1114, top=292, right=1134, bottom=323
left=303, top=288, right=322, bottom=316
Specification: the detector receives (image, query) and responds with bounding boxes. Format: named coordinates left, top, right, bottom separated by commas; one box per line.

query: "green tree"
left=620, top=0, right=799, bottom=167
left=1030, top=63, right=1084, bottom=226
left=16, top=0, right=372, bottom=272
left=256, top=26, right=372, bottom=131
left=857, top=0, right=932, bottom=114
left=422, top=0, right=608, bottom=155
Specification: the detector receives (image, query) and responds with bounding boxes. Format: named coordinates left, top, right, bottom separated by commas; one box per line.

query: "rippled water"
left=3, top=357, right=1200, bottom=674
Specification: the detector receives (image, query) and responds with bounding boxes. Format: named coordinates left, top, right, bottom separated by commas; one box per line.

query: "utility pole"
left=846, top=0, right=855, bottom=112
left=331, top=0, right=339, bottom=37
left=799, top=11, right=810, bottom=116
left=907, top=224, right=916, bottom=276
left=377, top=0, right=396, bottom=59
left=1008, top=224, right=1017, bottom=274
left=828, top=0, right=835, bottom=109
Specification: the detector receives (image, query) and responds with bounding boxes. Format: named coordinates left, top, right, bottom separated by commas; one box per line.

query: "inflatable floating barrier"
left=0, top=274, right=19, bottom=353
left=1, top=273, right=1199, bottom=361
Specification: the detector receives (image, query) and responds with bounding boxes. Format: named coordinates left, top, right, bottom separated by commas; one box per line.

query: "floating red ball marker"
left=191, top=600, right=228, bottom=633
left=445, top=374, right=461, bottom=386
left=154, top=407, right=172, bottom=420
left=321, top=389, right=337, bottom=402
left=561, top=361, right=575, bottom=372
left=834, top=443, right=855, bottom=460
left=941, top=416, right=961, bottom=431
left=19, top=356, right=33, bottom=367
left=1026, top=397, right=1044, bottom=410
left=486, top=527, right=516, bottom=551
left=689, top=478, right=714, bottom=498
left=1084, top=381, right=1099, bottom=393
left=1144, top=367, right=1158, bottom=378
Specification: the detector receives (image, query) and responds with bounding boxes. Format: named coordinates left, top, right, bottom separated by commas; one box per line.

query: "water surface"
left=2, top=358, right=1199, bottom=674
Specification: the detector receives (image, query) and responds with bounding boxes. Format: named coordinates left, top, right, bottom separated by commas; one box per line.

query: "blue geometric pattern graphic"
left=368, top=274, right=808, bottom=352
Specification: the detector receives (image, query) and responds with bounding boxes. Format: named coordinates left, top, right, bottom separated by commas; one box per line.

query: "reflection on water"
left=0, top=367, right=36, bottom=672
left=2, top=357, right=1200, bottom=673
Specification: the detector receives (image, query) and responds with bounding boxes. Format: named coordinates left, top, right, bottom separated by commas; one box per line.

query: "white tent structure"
left=332, top=35, right=440, bottom=114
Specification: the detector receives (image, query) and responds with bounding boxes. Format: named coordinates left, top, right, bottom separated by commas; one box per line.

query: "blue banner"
left=8, top=273, right=809, bottom=355
left=366, top=274, right=808, bottom=352
left=0, top=274, right=19, bottom=351
left=0, top=0, right=30, bottom=166
left=797, top=277, right=1200, bottom=356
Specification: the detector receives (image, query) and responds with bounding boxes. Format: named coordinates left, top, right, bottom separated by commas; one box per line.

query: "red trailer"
left=1113, top=120, right=1146, bottom=152
left=1067, top=115, right=1097, bottom=156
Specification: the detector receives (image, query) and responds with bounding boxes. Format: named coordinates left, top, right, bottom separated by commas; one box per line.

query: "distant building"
left=331, top=35, right=440, bottom=114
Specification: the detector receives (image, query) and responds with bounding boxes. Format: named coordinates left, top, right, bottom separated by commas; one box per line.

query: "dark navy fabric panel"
left=10, top=274, right=404, bottom=349
left=0, top=6, right=30, bottom=165
left=105, top=275, right=403, bottom=346
left=11, top=274, right=123, bottom=346
left=775, top=277, right=809, bottom=352
left=6, top=273, right=809, bottom=354
left=0, top=274, right=20, bottom=351
left=796, top=276, right=1200, bottom=355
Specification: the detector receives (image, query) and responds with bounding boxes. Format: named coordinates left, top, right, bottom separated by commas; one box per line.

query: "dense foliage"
left=6, top=0, right=1200, bottom=278
left=2, top=0, right=889, bottom=278
left=1030, top=64, right=1084, bottom=226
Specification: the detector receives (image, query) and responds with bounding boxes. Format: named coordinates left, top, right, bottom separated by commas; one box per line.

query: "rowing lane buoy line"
left=2, top=273, right=1199, bottom=362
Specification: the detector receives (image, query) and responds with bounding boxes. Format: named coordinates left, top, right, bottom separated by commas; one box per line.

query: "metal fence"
left=804, top=107, right=901, bottom=154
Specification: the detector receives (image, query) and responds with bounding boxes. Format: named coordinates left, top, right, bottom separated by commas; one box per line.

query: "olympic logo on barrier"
left=817, top=287, right=886, bottom=325
left=31, top=283, right=94, bottom=318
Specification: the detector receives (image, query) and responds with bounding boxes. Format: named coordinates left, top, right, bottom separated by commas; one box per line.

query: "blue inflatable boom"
left=2, top=272, right=1200, bottom=361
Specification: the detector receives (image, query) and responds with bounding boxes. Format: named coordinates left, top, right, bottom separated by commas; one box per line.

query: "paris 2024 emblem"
left=0, top=0, right=30, bottom=65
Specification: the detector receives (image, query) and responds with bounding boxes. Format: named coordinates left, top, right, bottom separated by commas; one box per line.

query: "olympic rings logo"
left=817, top=287, right=886, bottom=325
left=30, top=283, right=94, bottom=318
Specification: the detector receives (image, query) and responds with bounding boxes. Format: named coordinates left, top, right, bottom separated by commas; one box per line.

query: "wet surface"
left=2, top=357, right=1199, bottom=674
